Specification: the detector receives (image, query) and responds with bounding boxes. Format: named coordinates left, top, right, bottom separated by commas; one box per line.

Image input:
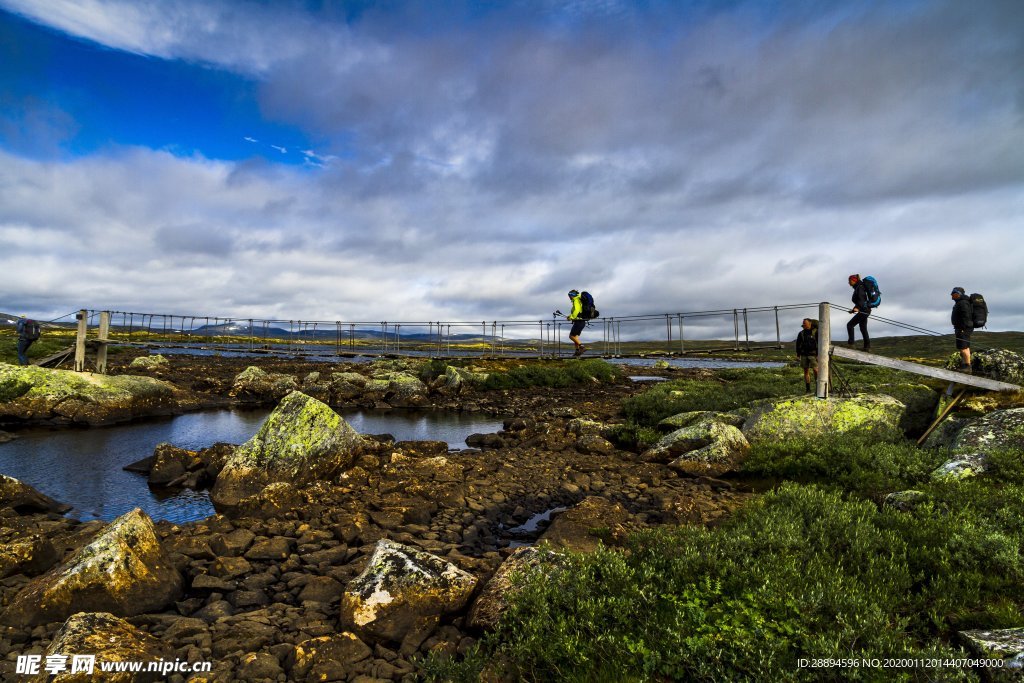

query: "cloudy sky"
left=0, top=0, right=1021, bottom=341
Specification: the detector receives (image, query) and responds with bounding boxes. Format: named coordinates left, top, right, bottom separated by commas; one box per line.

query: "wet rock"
left=147, top=443, right=197, bottom=487
left=28, top=611, right=173, bottom=683
left=290, top=633, right=372, bottom=682
left=539, top=496, right=631, bottom=552
left=129, top=354, right=169, bottom=369
left=229, top=366, right=298, bottom=401
left=959, top=627, right=1024, bottom=671
left=467, top=546, right=564, bottom=631
left=0, top=535, right=58, bottom=578
left=1, top=508, right=183, bottom=627
left=951, top=407, right=1024, bottom=453
left=0, top=474, right=71, bottom=514
left=211, top=391, right=363, bottom=511
left=575, top=434, right=616, bottom=455
left=340, top=539, right=477, bottom=644
left=380, top=454, right=465, bottom=508
left=238, top=651, right=283, bottom=680
left=931, top=452, right=989, bottom=482
left=643, top=417, right=750, bottom=477
left=742, top=394, right=905, bottom=442
left=466, top=433, right=504, bottom=449
left=209, top=528, right=255, bottom=557
left=0, top=363, right=179, bottom=426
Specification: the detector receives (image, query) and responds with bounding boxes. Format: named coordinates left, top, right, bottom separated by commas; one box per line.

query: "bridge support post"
left=74, top=309, right=88, bottom=372
left=96, top=311, right=111, bottom=375
left=816, top=302, right=830, bottom=399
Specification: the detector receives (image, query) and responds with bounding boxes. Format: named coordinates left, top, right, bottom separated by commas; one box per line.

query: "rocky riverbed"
left=0, top=354, right=754, bottom=682
left=4, top=349, right=1023, bottom=681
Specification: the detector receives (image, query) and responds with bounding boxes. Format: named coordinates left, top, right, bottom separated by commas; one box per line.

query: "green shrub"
left=483, top=359, right=620, bottom=389
left=429, top=483, right=1018, bottom=681
left=741, top=433, right=945, bottom=496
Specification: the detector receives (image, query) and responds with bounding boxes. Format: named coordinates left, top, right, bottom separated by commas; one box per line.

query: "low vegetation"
left=482, top=359, right=621, bottom=389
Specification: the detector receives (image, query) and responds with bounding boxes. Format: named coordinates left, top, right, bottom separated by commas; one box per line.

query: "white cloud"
left=1, top=0, right=1022, bottom=340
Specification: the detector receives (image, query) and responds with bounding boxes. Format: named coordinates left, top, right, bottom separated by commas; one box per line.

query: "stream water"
left=0, top=408, right=504, bottom=524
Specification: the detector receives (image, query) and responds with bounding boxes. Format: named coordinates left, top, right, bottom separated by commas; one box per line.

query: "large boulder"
left=742, top=394, right=905, bottom=442
left=340, top=539, right=477, bottom=645
left=643, top=416, right=750, bottom=476
left=656, top=410, right=745, bottom=433
left=467, top=546, right=564, bottom=631
left=862, top=383, right=939, bottom=435
left=0, top=363, right=178, bottom=426
left=288, top=633, right=373, bottom=682
left=949, top=348, right=1024, bottom=386
left=210, top=391, right=363, bottom=511
left=1, top=509, right=183, bottom=627
left=950, top=407, right=1024, bottom=453
left=229, top=366, right=298, bottom=401
left=27, top=611, right=174, bottom=683
left=0, top=474, right=71, bottom=514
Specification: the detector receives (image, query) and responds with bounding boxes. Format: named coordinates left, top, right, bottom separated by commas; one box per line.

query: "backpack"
left=969, top=293, right=987, bottom=328
left=862, top=276, right=881, bottom=308
left=579, top=291, right=600, bottom=320
left=24, top=320, right=40, bottom=341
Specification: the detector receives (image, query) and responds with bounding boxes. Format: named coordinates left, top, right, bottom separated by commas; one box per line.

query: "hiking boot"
left=574, top=345, right=587, bottom=357
left=805, top=382, right=811, bottom=393
left=862, top=345, right=871, bottom=352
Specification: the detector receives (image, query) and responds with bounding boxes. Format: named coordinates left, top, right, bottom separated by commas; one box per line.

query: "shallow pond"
left=0, top=408, right=504, bottom=524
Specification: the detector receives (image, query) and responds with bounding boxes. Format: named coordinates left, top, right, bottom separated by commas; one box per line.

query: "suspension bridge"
left=17, top=303, right=1022, bottom=396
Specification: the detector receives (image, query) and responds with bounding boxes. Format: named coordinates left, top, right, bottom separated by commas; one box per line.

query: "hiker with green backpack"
left=561, top=289, right=599, bottom=357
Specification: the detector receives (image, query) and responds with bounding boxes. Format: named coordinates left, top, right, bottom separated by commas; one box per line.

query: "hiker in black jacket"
left=15, top=315, right=39, bottom=366
left=846, top=274, right=871, bottom=351
left=795, top=318, right=818, bottom=393
left=951, top=287, right=973, bottom=370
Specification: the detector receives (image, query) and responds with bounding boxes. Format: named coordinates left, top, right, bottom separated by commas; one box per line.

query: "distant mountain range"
left=0, top=313, right=496, bottom=343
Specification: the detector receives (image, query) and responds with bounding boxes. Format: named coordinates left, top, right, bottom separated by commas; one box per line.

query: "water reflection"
left=0, top=408, right=504, bottom=524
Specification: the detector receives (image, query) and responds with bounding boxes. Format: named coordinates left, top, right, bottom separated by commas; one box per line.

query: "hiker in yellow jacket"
left=566, top=289, right=586, bottom=357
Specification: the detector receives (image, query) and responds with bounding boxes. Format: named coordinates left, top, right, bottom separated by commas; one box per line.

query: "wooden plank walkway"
left=831, top=345, right=1021, bottom=392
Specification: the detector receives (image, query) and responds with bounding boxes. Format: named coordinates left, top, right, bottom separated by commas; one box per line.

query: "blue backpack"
left=862, top=276, right=881, bottom=308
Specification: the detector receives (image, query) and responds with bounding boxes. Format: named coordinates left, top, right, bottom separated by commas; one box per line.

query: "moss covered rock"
left=340, top=539, right=477, bottom=644
left=643, top=416, right=751, bottom=476
left=657, top=410, right=745, bottom=433
left=210, top=391, right=363, bottom=510
left=1, top=508, right=182, bottom=627
left=959, top=627, right=1024, bottom=670
left=931, top=452, right=989, bottom=482
left=951, top=407, right=1024, bottom=452
left=0, top=363, right=178, bottom=425
left=742, top=394, right=905, bottom=442
left=28, top=611, right=174, bottom=683
left=364, top=372, right=429, bottom=407
left=0, top=535, right=58, bottom=579
left=128, top=354, right=169, bottom=369
left=862, top=383, right=939, bottom=435
left=229, top=366, right=298, bottom=401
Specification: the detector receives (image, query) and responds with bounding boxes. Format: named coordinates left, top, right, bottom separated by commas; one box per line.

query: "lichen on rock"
left=211, top=391, right=363, bottom=510
left=1, top=508, right=182, bottom=627
left=742, top=394, right=905, bottom=442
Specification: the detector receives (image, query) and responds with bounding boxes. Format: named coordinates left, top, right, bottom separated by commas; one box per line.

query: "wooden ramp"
left=831, top=345, right=1021, bottom=392
left=33, top=345, right=75, bottom=368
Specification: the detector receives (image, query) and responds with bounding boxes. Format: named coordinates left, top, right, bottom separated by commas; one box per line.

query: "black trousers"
left=847, top=312, right=870, bottom=347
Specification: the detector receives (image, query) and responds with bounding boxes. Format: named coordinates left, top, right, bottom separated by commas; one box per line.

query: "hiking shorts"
left=569, top=319, right=586, bottom=336
left=799, top=355, right=818, bottom=370
left=955, top=327, right=972, bottom=350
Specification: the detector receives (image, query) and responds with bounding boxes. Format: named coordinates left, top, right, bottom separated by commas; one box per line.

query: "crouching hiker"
left=795, top=318, right=818, bottom=393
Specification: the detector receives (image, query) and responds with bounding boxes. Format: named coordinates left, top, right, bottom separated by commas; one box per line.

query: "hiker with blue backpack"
left=562, top=289, right=599, bottom=357
left=15, top=315, right=41, bottom=366
left=846, top=274, right=880, bottom=352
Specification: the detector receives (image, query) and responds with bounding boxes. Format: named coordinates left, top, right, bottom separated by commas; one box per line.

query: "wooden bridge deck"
left=831, top=345, right=1021, bottom=392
